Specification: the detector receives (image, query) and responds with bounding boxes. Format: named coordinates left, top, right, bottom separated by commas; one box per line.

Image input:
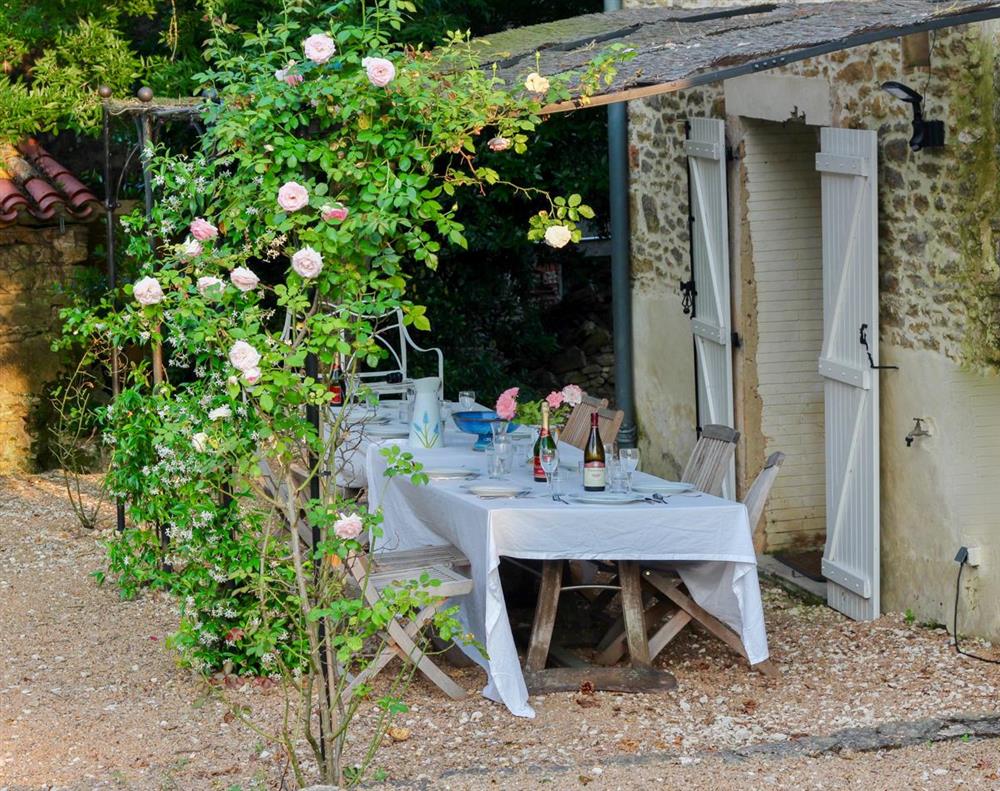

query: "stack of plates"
left=565, top=492, right=646, bottom=506
left=463, top=483, right=529, bottom=498
left=424, top=468, right=479, bottom=481
left=630, top=481, right=695, bottom=495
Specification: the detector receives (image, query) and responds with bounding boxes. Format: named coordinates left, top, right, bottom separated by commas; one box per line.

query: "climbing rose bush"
left=59, top=0, right=623, bottom=786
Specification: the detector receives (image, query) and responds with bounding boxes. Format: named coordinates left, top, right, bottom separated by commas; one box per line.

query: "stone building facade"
left=0, top=225, right=92, bottom=470
left=625, top=2, right=1000, bottom=639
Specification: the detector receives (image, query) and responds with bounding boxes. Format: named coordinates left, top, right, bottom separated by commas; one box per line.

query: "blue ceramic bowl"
left=452, top=410, right=518, bottom=451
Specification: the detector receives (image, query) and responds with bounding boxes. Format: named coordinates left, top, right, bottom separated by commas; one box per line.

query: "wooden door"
left=816, top=128, right=880, bottom=621
left=686, top=118, right=735, bottom=497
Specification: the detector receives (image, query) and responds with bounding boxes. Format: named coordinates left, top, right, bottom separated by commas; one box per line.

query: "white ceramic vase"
left=408, top=376, right=442, bottom=448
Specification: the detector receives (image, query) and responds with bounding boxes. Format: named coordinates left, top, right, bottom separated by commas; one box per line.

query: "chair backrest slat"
left=680, top=424, right=740, bottom=495
left=743, top=451, right=786, bottom=538
left=560, top=396, right=611, bottom=449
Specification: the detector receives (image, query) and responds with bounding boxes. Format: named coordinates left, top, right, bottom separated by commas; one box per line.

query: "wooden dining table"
left=366, top=429, right=770, bottom=719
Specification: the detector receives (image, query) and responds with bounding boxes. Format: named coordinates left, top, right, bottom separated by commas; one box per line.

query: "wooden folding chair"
left=680, top=424, right=741, bottom=495
left=561, top=397, right=623, bottom=451
left=257, top=457, right=473, bottom=697
left=344, top=552, right=473, bottom=700
left=595, top=452, right=785, bottom=672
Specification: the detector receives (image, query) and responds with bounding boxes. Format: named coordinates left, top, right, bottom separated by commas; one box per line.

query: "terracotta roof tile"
left=0, top=138, right=101, bottom=227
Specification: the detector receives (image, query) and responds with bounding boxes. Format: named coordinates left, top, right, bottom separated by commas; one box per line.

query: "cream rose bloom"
left=197, top=276, right=223, bottom=296
left=524, top=72, right=550, bottom=93
left=192, top=432, right=209, bottom=453
left=291, top=246, right=324, bottom=279
left=189, top=218, right=218, bottom=240
left=133, top=276, right=164, bottom=306
left=180, top=238, right=203, bottom=259
left=303, top=33, right=336, bottom=64
left=230, top=267, right=259, bottom=292
left=243, top=367, right=262, bottom=385
left=229, top=340, right=261, bottom=373
left=334, top=512, right=364, bottom=540
left=362, top=56, right=396, bottom=87
left=543, top=224, right=572, bottom=249
left=208, top=405, right=232, bottom=420
left=277, top=181, right=309, bottom=212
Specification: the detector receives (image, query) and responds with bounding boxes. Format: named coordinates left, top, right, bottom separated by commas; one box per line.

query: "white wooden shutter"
left=686, top=118, right=735, bottom=497
left=816, top=128, right=880, bottom=621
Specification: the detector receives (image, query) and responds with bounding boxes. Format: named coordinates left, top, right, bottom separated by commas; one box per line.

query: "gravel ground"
left=2, top=473, right=999, bottom=790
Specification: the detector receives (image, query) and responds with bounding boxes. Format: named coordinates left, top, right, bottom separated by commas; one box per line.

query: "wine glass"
left=539, top=446, right=559, bottom=497
left=620, top=447, right=640, bottom=493
left=459, top=390, right=476, bottom=411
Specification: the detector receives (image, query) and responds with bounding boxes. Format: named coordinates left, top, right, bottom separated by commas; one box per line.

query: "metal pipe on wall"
left=605, top=0, right=637, bottom=448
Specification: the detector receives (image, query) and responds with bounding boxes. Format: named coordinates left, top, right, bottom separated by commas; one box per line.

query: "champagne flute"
left=620, top=447, right=640, bottom=493
left=539, top=445, right=559, bottom=498
left=459, top=390, right=476, bottom=411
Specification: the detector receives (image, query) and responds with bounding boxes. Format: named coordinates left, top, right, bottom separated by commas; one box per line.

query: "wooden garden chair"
left=595, top=452, right=786, bottom=673
left=343, top=551, right=473, bottom=700
left=256, top=457, right=473, bottom=698
left=561, top=398, right=624, bottom=451
left=680, top=424, right=741, bottom=495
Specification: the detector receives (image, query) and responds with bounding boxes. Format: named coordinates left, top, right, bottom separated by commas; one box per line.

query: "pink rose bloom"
left=229, top=340, right=261, bottom=372
left=334, top=512, right=364, bottom=540
left=277, top=181, right=309, bottom=212
left=230, top=266, right=259, bottom=293
left=180, top=238, right=203, bottom=259
left=189, top=218, right=218, bottom=241
left=488, top=136, right=510, bottom=152
left=362, top=56, right=395, bottom=87
left=243, top=367, right=262, bottom=385
left=291, top=246, right=323, bottom=279
left=133, top=276, right=164, bottom=306
left=545, top=391, right=564, bottom=410
left=561, top=384, right=583, bottom=407
left=197, top=275, right=224, bottom=296
left=274, top=65, right=303, bottom=86
left=495, top=387, right=519, bottom=421
left=303, top=33, right=336, bottom=64
left=320, top=203, right=349, bottom=222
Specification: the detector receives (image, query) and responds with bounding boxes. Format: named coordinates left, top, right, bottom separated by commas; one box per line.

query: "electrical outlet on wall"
left=966, top=546, right=983, bottom=567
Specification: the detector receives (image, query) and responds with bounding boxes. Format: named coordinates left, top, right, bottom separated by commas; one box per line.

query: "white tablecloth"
left=366, top=439, right=769, bottom=718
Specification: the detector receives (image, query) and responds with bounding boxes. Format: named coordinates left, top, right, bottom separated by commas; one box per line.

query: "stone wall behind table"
left=0, top=225, right=91, bottom=471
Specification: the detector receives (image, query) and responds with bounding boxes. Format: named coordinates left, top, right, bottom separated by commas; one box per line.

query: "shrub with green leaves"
left=60, top=0, right=620, bottom=784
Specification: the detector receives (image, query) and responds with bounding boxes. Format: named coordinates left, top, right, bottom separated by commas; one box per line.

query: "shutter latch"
left=859, top=323, right=899, bottom=371
left=680, top=278, right=697, bottom=315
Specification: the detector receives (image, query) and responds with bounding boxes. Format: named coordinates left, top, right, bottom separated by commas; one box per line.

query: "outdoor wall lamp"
left=880, top=81, right=945, bottom=151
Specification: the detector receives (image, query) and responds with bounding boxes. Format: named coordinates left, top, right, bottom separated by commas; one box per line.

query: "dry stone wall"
left=0, top=225, right=91, bottom=471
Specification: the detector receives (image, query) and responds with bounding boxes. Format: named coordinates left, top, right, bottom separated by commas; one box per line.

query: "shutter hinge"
left=859, top=323, right=899, bottom=371
left=680, top=278, right=697, bottom=315
left=732, top=331, right=742, bottom=349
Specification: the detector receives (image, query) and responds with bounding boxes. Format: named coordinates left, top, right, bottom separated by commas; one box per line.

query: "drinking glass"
left=549, top=467, right=564, bottom=497
left=494, top=435, right=514, bottom=478
left=609, top=467, right=629, bottom=494
left=620, top=447, right=640, bottom=492
left=486, top=446, right=504, bottom=479
left=539, top=446, right=559, bottom=497
left=459, top=390, right=476, bottom=411
left=490, top=419, right=509, bottom=448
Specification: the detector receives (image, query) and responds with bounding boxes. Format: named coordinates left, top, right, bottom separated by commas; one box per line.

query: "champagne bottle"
left=533, top=401, right=556, bottom=483
left=583, top=412, right=606, bottom=491
left=329, top=358, right=343, bottom=406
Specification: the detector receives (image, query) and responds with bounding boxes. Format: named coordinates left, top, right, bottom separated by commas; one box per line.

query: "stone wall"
left=0, top=224, right=91, bottom=471
left=624, top=2, right=1000, bottom=638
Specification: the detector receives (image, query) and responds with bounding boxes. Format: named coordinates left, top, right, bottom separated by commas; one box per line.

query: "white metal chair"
left=595, top=452, right=786, bottom=672
left=355, top=308, right=445, bottom=399
left=680, top=424, right=741, bottom=495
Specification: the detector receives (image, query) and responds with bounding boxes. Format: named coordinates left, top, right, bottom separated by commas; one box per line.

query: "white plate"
left=424, top=468, right=478, bottom=480
left=565, top=492, right=646, bottom=506
left=464, top=484, right=527, bottom=498
left=366, top=425, right=410, bottom=438
left=630, top=481, right=695, bottom=495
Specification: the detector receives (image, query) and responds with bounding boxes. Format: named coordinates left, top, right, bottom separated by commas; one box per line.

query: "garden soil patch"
left=2, top=473, right=999, bottom=790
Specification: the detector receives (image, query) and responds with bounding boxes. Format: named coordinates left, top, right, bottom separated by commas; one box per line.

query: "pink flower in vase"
left=495, top=387, right=519, bottom=421
left=545, top=391, right=564, bottom=410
